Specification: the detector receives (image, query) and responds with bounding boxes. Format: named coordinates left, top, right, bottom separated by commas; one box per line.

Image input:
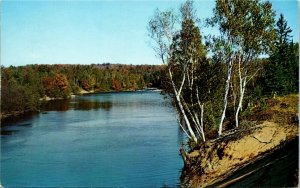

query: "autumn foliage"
left=42, top=73, right=71, bottom=98
left=1, top=64, right=164, bottom=114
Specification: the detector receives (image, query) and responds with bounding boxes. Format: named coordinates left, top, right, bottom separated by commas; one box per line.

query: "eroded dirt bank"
left=181, top=95, right=299, bottom=187
left=212, top=136, right=298, bottom=187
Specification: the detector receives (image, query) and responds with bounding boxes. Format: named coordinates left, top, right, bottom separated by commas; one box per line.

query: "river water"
left=1, top=91, right=184, bottom=187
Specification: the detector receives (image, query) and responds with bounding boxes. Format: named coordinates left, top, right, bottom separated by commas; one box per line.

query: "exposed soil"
left=181, top=94, right=299, bottom=187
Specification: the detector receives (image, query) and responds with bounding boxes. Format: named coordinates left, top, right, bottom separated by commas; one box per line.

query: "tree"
left=1, top=64, right=163, bottom=115
left=209, top=0, right=276, bottom=134
left=276, top=14, right=292, bottom=49
left=264, top=14, right=298, bottom=95
left=207, top=36, right=234, bottom=136
left=1, top=68, right=40, bottom=113
left=172, top=0, right=208, bottom=142
left=149, top=6, right=200, bottom=143
left=42, top=73, right=71, bottom=98
left=148, top=0, right=209, bottom=143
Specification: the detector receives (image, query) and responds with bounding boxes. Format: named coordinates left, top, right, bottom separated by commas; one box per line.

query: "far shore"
left=1, top=88, right=161, bottom=121
left=40, top=87, right=162, bottom=101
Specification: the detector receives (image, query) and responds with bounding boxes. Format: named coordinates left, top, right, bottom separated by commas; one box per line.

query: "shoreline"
left=180, top=94, right=299, bottom=187
left=181, top=121, right=298, bottom=187
left=1, top=88, right=161, bottom=121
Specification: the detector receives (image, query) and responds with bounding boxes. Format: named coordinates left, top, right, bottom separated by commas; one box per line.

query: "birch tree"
left=148, top=7, right=199, bottom=143
left=209, top=0, right=276, bottom=134
left=148, top=1, right=208, bottom=143
left=206, top=32, right=235, bottom=137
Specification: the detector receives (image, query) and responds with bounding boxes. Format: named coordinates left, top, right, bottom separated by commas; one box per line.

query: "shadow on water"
left=1, top=112, right=37, bottom=135
left=41, top=99, right=71, bottom=111
left=72, top=100, right=112, bottom=111
left=1, top=112, right=37, bottom=125
left=1, top=98, right=113, bottom=136
left=41, top=99, right=112, bottom=112
left=1, top=129, right=20, bottom=136
left=1, top=120, right=34, bottom=136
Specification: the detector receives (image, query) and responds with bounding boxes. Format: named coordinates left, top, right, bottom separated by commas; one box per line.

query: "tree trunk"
left=200, top=104, right=205, bottom=142
left=218, top=59, right=233, bottom=136
left=169, top=68, right=198, bottom=143
left=196, top=88, right=206, bottom=142
left=176, top=94, right=198, bottom=143
left=235, top=78, right=246, bottom=128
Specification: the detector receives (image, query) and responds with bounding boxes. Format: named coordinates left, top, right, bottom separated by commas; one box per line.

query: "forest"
left=1, top=0, right=298, bottom=137
left=1, top=64, right=163, bottom=115
left=148, top=0, right=298, bottom=142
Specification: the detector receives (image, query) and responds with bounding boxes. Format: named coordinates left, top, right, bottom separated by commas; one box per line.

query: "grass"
left=243, top=94, right=299, bottom=126
left=271, top=94, right=299, bottom=114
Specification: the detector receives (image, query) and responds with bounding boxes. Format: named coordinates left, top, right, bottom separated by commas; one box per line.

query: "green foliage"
left=1, top=73, right=40, bottom=112
left=1, top=64, right=164, bottom=115
left=262, top=14, right=299, bottom=95
left=159, top=0, right=224, bottom=138
left=210, top=0, right=276, bottom=56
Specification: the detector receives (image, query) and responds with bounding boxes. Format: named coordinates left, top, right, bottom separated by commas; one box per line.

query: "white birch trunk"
left=200, top=104, right=205, bottom=142
left=230, top=81, right=236, bottom=113
left=169, top=68, right=198, bottom=143
left=235, top=56, right=242, bottom=128
left=196, top=88, right=206, bottom=142
left=218, top=59, right=233, bottom=136
left=235, top=54, right=247, bottom=128
left=175, top=94, right=198, bottom=143
left=235, top=78, right=246, bottom=128
left=181, top=95, right=205, bottom=142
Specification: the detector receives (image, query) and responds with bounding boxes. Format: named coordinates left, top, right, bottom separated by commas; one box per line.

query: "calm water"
left=1, top=91, right=184, bottom=187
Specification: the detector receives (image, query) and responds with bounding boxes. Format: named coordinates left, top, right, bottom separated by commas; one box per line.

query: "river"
left=1, top=91, right=184, bottom=187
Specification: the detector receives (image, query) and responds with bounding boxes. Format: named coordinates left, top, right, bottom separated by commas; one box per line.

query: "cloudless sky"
left=1, top=0, right=298, bottom=67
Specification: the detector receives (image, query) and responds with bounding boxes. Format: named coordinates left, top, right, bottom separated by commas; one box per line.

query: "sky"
left=1, top=0, right=299, bottom=67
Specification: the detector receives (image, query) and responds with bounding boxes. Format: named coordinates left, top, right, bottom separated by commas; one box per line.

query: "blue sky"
left=1, top=0, right=298, bottom=67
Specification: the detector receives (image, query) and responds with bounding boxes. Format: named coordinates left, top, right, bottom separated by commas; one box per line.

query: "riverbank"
left=1, top=88, right=161, bottom=121
left=212, top=136, right=298, bottom=187
left=180, top=94, right=299, bottom=187
left=0, top=90, right=99, bottom=121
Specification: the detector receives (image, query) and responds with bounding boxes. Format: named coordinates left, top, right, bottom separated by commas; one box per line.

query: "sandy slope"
left=181, top=94, right=299, bottom=187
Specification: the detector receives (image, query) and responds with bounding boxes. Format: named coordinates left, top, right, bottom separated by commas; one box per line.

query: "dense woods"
left=148, top=0, right=298, bottom=144
left=1, top=64, right=163, bottom=115
left=1, top=0, right=298, bottom=141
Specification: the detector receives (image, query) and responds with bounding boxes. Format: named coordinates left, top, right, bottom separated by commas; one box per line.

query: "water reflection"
left=1, top=129, right=19, bottom=136
left=1, top=112, right=37, bottom=136
left=72, top=100, right=112, bottom=111
left=1, top=124, right=32, bottom=136
left=41, top=99, right=71, bottom=111
left=41, top=99, right=112, bottom=111
left=2, top=98, right=113, bottom=136
left=177, top=123, right=188, bottom=147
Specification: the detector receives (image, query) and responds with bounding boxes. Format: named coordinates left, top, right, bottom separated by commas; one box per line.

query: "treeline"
left=1, top=64, right=163, bottom=114
left=148, top=0, right=298, bottom=143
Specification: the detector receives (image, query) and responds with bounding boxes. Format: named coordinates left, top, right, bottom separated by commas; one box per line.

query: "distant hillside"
left=1, top=64, right=165, bottom=116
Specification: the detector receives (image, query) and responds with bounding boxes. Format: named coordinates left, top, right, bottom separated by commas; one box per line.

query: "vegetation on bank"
left=148, top=0, right=298, bottom=185
left=1, top=64, right=163, bottom=116
left=181, top=94, right=299, bottom=187
left=148, top=0, right=298, bottom=144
